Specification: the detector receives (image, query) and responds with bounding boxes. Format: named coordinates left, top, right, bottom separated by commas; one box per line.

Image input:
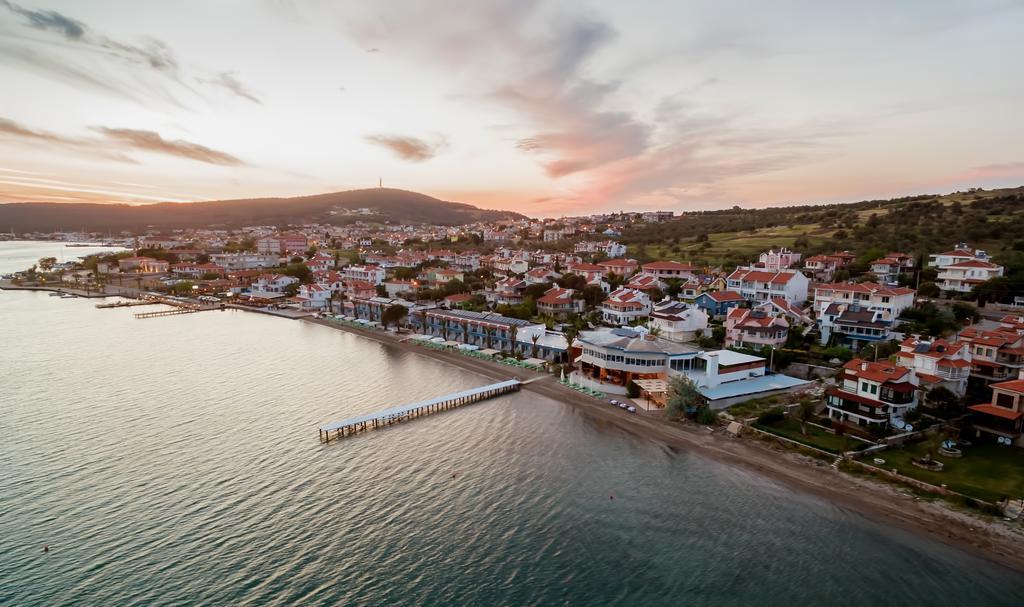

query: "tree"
left=381, top=304, right=409, bottom=329
left=796, top=397, right=817, bottom=435
left=666, top=375, right=700, bottom=419
left=38, top=257, right=57, bottom=272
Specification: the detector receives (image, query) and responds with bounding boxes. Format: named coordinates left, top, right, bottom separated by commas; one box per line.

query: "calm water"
left=0, top=240, right=127, bottom=274
left=2, top=243, right=1024, bottom=606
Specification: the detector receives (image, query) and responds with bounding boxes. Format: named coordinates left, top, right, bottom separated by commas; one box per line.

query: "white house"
left=936, top=260, right=1004, bottom=293
left=343, top=264, right=385, bottom=285
left=296, top=283, right=332, bottom=310
left=641, top=261, right=700, bottom=282
left=726, top=267, right=809, bottom=304
left=826, top=359, right=919, bottom=430
left=896, top=336, right=972, bottom=398
left=927, top=243, right=991, bottom=270
left=649, top=300, right=709, bottom=342
left=600, top=288, right=652, bottom=325
left=250, top=273, right=298, bottom=299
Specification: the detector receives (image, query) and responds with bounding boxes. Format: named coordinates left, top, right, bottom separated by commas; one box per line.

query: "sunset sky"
left=1, top=0, right=1022, bottom=216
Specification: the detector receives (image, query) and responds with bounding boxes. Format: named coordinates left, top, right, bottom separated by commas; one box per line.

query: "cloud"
left=0, top=116, right=244, bottom=166
left=0, top=0, right=84, bottom=38
left=364, top=133, right=446, bottom=162
left=94, top=127, right=245, bottom=166
left=346, top=1, right=849, bottom=211
left=197, top=71, right=262, bottom=104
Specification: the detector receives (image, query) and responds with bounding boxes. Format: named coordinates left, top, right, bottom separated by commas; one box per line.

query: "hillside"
left=0, top=188, right=526, bottom=232
left=619, top=186, right=1024, bottom=302
left=622, top=187, right=1024, bottom=267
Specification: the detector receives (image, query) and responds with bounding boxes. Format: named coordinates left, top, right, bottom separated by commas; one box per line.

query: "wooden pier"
left=134, top=307, right=207, bottom=318
left=319, top=379, right=522, bottom=442
left=96, top=300, right=159, bottom=309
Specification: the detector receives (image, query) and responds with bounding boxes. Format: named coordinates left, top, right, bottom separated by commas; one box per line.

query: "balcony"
left=879, top=389, right=915, bottom=405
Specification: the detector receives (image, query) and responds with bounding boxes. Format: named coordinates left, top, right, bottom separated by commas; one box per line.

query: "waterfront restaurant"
left=572, top=327, right=808, bottom=408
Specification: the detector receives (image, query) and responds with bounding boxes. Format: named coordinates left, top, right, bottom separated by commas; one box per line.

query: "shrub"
left=757, top=406, right=786, bottom=425
left=626, top=381, right=640, bottom=398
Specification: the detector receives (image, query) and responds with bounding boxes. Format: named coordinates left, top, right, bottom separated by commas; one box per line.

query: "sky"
left=0, top=0, right=1022, bottom=217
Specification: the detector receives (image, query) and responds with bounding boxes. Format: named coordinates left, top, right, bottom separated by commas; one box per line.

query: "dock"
left=319, top=379, right=522, bottom=442
left=95, top=300, right=159, bottom=309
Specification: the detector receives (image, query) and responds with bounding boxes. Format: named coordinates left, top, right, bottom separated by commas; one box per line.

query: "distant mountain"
left=0, top=188, right=527, bottom=232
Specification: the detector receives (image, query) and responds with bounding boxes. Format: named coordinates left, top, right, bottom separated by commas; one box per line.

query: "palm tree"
left=796, top=397, right=817, bottom=435
left=510, top=325, right=519, bottom=355
left=460, top=320, right=470, bottom=344
left=531, top=332, right=541, bottom=358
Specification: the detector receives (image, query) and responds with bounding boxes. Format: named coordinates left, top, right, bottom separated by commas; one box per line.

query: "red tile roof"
left=968, top=404, right=1024, bottom=421
left=992, top=379, right=1024, bottom=394
left=842, top=359, right=912, bottom=384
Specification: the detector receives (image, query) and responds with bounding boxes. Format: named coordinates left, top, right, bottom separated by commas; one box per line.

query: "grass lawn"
left=754, top=417, right=856, bottom=454
left=877, top=442, right=1024, bottom=503
left=640, top=223, right=837, bottom=266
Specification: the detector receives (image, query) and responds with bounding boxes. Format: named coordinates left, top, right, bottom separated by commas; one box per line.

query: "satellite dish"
left=893, top=420, right=906, bottom=430
left=904, top=424, right=913, bottom=432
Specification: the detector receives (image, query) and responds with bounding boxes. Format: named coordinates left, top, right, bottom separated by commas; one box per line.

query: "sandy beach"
left=304, top=317, right=1024, bottom=574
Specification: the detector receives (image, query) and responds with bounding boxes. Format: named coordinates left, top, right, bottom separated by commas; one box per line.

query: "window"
left=870, top=384, right=878, bottom=395
left=995, top=392, right=1015, bottom=409
left=860, top=381, right=868, bottom=393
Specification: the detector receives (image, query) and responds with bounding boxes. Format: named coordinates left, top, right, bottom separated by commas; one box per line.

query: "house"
left=343, top=264, right=385, bottom=285
left=210, top=253, right=281, bottom=271
left=598, top=258, right=639, bottom=277
left=957, top=324, right=1024, bottom=385
left=936, top=260, right=1004, bottom=294
left=118, top=256, right=156, bottom=272
left=679, top=280, right=703, bottom=300
left=525, top=267, right=560, bottom=285
left=295, top=283, right=332, bottom=310
left=572, top=327, right=807, bottom=408
left=565, top=262, right=606, bottom=283
left=625, top=272, right=667, bottom=294
left=649, top=300, right=709, bottom=342
left=486, top=276, right=527, bottom=305
left=250, top=273, right=298, bottom=299
left=443, top=293, right=475, bottom=309
left=725, top=304, right=789, bottom=351
left=896, top=336, right=972, bottom=397
left=967, top=375, right=1024, bottom=447
left=764, top=297, right=813, bottom=327
left=694, top=290, right=745, bottom=318
left=757, top=247, right=802, bottom=271
left=139, top=234, right=184, bottom=249
left=927, top=243, right=991, bottom=269
left=256, top=233, right=308, bottom=254
left=813, top=282, right=915, bottom=347
left=536, top=287, right=584, bottom=319
left=826, top=359, right=919, bottom=431
left=171, top=263, right=225, bottom=279
left=869, top=253, right=915, bottom=284
left=314, top=270, right=344, bottom=293
left=382, top=279, right=417, bottom=298
left=641, top=261, right=699, bottom=282
left=803, top=251, right=855, bottom=281
left=600, top=288, right=652, bottom=326
left=306, top=252, right=336, bottom=272
left=574, top=240, right=626, bottom=258
left=726, top=267, right=809, bottom=304
left=344, top=279, right=378, bottom=300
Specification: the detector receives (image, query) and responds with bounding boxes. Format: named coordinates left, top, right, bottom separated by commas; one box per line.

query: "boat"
left=626, top=406, right=636, bottom=413
left=48, top=292, right=61, bottom=297
left=618, top=403, right=628, bottom=409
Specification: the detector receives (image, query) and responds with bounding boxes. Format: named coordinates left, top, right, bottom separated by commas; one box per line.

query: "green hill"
left=0, top=188, right=526, bottom=232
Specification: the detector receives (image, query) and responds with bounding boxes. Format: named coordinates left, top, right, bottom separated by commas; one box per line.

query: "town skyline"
left=2, top=0, right=1023, bottom=216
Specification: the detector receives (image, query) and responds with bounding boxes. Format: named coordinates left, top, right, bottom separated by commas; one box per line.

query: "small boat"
left=626, top=406, right=636, bottom=413
left=48, top=292, right=61, bottom=297
left=609, top=399, right=619, bottom=406
left=618, top=403, right=628, bottom=409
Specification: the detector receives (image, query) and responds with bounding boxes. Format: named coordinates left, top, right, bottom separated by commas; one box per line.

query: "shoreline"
left=303, top=316, right=1024, bottom=574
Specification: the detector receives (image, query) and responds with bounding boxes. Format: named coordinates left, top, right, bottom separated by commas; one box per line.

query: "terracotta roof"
left=946, top=260, right=1000, bottom=269
left=826, top=387, right=883, bottom=408
left=842, top=359, right=912, bottom=383
left=968, top=404, right=1024, bottom=421
left=814, top=281, right=914, bottom=296
left=642, top=260, right=698, bottom=271
left=992, top=379, right=1024, bottom=394
left=706, top=290, right=745, bottom=303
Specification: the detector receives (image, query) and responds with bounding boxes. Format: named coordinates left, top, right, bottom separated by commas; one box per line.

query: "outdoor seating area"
left=407, top=334, right=549, bottom=371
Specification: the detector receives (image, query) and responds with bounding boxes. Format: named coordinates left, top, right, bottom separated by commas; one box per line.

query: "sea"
left=2, top=241, right=1023, bottom=606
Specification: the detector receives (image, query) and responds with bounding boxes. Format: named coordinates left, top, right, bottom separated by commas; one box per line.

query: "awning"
left=523, top=357, right=547, bottom=367
left=478, top=348, right=500, bottom=356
